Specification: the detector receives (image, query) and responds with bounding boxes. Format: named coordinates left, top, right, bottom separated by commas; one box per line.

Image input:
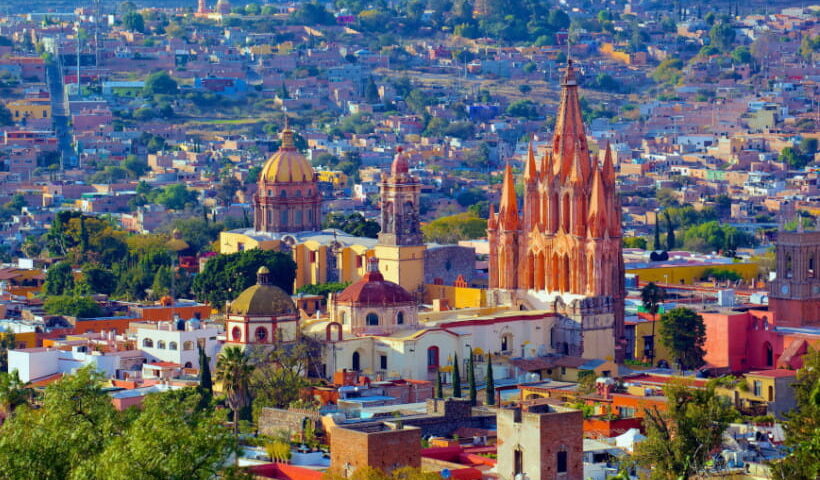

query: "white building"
left=8, top=345, right=144, bottom=383
left=135, top=318, right=221, bottom=369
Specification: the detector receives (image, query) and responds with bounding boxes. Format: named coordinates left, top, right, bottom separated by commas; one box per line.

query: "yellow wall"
left=632, top=320, right=674, bottom=365
left=317, top=170, right=348, bottom=187
left=8, top=100, right=51, bottom=121
left=0, top=331, right=37, bottom=349
left=375, top=244, right=426, bottom=294
left=626, top=262, right=758, bottom=285
left=424, top=284, right=486, bottom=309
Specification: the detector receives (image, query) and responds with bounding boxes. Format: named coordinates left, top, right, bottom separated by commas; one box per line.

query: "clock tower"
left=770, top=229, right=820, bottom=327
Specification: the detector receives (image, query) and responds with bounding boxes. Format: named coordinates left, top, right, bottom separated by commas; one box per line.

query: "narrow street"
left=46, top=59, right=75, bottom=168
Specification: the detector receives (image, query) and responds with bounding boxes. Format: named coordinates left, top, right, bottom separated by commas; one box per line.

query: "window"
left=366, top=313, right=379, bottom=326
left=380, top=355, right=388, bottom=370
left=169, top=342, right=178, bottom=351
left=280, top=191, right=287, bottom=199
left=753, top=380, right=762, bottom=397
left=397, top=311, right=404, bottom=325
left=340, top=311, right=348, bottom=324
left=618, top=407, right=636, bottom=418
left=232, top=327, right=242, bottom=342
left=561, top=367, right=567, bottom=375
left=255, top=327, right=268, bottom=342
left=143, top=338, right=153, bottom=348
left=280, top=210, right=288, bottom=226
left=557, top=451, right=568, bottom=474
left=768, top=385, right=774, bottom=402
left=296, top=210, right=303, bottom=226
left=157, top=340, right=166, bottom=349
left=427, top=346, right=439, bottom=368
left=183, top=341, right=194, bottom=351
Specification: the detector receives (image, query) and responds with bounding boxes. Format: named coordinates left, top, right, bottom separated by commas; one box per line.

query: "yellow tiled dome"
left=260, top=129, right=315, bottom=183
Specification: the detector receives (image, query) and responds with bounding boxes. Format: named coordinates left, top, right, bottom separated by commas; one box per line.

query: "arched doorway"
left=352, top=351, right=361, bottom=371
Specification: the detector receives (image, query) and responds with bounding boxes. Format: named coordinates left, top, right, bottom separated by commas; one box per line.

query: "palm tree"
left=641, top=282, right=666, bottom=365
left=0, top=370, right=33, bottom=423
left=216, top=346, right=253, bottom=438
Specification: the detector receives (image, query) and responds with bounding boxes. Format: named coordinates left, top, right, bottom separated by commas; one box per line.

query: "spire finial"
left=280, top=119, right=295, bottom=150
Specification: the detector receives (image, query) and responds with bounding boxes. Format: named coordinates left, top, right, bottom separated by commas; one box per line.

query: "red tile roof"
left=748, top=369, right=797, bottom=378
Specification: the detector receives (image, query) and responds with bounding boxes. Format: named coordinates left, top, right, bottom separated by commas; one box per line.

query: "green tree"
left=659, top=307, right=706, bottom=370
left=149, top=184, right=197, bottom=210
left=248, top=337, right=320, bottom=412
left=81, top=265, right=116, bottom=295
left=0, top=367, right=119, bottom=479
left=731, top=46, right=752, bottom=64
left=623, top=237, right=647, bottom=249
left=435, top=369, right=443, bottom=399
left=634, top=380, right=737, bottom=479
left=323, top=212, right=380, bottom=238
left=43, top=295, right=104, bottom=318
left=422, top=213, right=487, bottom=243
left=216, top=346, right=253, bottom=437
left=198, top=343, right=213, bottom=408
left=0, top=370, right=33, bottom=419
left=651, top=58, right=683, bottom=84
left=485, top=354, right=494, bottom=405
left=192, top=249, right=297, bottom=308
left=641, top=282, right=666, bottom=364
left=506, top=99, right=539, bottom=119
left=295, top=282, right=350, bottom=298
left=0, top=333, right=17, bottom=373
left=452, top=353, right=461, bottom=398
left=769, top=349, right=820, bottom=480
left=653, top=220, right=662, bottom=251
left=123, top=11, right=145, bottom=33
left=467, top=348, right=476, bottom=406
left=75, top=389, right=237, bottom=480
left=665, top=211, right=676, bottom=251
left=709, top=21, right=736, bottom=52
left=143, top=71, right=179, bottom=96
left=44, top=261, right=75, bottom=296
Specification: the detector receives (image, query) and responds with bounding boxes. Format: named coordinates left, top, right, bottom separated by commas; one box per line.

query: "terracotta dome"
left=228, top=266, right=295, bottom=316
left=260, top=128, right=314, bottom=183
left=335, top=258, right=414, bottom=304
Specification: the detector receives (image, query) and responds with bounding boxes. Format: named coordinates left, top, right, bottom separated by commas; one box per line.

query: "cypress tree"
left=435, top=368, right=443, bottom=399
left=654, top=219, right=662, bottom=251
left=467, top=348, right=477, bottom=406
left=485, top=354, right=495, bottom=406
left=452, top=353, right=462, bottom=398
left=665, top=211, right=676, bottom=251
left=198, top=343, right=213, bottom=407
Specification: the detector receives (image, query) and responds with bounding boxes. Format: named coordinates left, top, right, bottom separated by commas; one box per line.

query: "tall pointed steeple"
left=524, top=142, right=538, bottom=181
left=588, top=167, right=607, bottom=238
left=553, top=60, right=590, bottom=184
left=602, top=142, right=615, bottom=186
left=498, top=162, right=519, bottom=230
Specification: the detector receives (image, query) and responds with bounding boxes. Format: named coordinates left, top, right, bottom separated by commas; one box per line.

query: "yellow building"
left=0, top=330, right=37, bottom=349
left=7, top=98, right=51, bottom=122
left=714, top=369, right=797, bottom=418
left=626, top=261, right=758, bottom=285
left=317, top=170, right=348, bottom=188
left=219, top=229, right=377, bottom=291
left=629, top=317, right=675, bottom=366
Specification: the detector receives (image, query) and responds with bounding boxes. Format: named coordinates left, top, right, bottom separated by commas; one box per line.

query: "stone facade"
left=487, top=61, right=625, bottom=362
left=496, top=403, right=583, bottom=480
left=424, top=245, right=479, bottom=285
left=258, top=407, right=322, bottom=438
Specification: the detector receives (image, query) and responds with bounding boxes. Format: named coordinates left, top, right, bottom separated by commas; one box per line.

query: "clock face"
left=781, top=284, right=790, bottom=295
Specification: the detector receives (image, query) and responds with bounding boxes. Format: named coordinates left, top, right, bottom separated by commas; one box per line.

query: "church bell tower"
left=375, top=148, right=426, bottom=295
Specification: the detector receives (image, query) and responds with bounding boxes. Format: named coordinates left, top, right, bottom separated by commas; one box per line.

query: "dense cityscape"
left=0, top=0, right=817, bottom=478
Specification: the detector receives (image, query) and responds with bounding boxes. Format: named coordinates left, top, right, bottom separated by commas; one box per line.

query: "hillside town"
left=0, top=0, right=818, bottom=479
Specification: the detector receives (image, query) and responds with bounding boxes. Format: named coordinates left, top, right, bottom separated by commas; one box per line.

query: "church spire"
left=498, top=162, right=519, bottom=230
left=524, top=142, right=537, bottom=181
left=554, top=60, right=590, bottom=184
left=602, top=142, right=615, bottom=186
left=588, top=166, right=607, bottom=238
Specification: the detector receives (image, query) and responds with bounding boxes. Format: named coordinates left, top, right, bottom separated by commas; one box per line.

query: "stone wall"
left=258, top=407, right=322, bottom=437
left=424, top=245, right=477, bottom=285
